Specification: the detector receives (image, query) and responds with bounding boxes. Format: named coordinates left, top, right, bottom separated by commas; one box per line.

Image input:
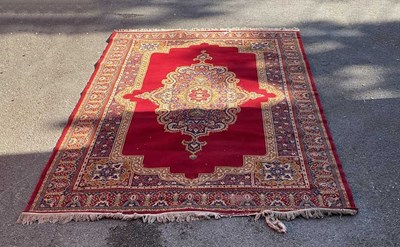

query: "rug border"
left=22, top=32, right=118, bottom=212
left=295, top=31, right=356, bottom=209
left=20, top=29, right=357, bottom=223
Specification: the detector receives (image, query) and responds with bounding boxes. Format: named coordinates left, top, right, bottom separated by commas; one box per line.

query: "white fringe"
left=17, top=208, right=357, bottom=233
left=16, top=211, right=222, bottom=225
left=254, top=208, right=357, bottom=233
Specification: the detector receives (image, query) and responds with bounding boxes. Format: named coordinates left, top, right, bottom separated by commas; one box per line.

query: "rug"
left=18, top=29, right=357, bottom=232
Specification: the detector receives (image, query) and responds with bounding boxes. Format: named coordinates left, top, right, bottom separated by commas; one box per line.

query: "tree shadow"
left=0, top=0, right=225, bottom=34
left=1, top=22, right=400, bottom=245
left=297, top=21, right=400, bottom=101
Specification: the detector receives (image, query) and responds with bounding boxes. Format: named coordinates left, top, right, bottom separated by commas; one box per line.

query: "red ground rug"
left=19, top=29, right=357, bottom=232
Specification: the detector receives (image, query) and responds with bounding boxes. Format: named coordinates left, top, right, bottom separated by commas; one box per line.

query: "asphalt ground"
left=0, top=1, right=399, bottom=246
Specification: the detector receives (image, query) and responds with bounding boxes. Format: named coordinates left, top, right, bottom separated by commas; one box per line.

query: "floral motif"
left=251, top=42, right=272, bottom=50
left=261, top=161, right=294, bottom=181
left=139, top=42, right=159, bottom=51
left=254, top=157, right=306, bottom=188
left=92, top=162, right=124, bottom=182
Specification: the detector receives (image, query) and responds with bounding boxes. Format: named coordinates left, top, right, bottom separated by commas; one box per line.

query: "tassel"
left=265, top=216, right=287, bottom=233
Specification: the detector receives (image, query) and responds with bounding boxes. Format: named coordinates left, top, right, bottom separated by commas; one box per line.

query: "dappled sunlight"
left=305, top=40, right=345, bottom=55
left=1, top=0, right=400, bottom=34
left=296, top=21, right=400, bottom=104
left=0, top=0, right=227, bottom=33
left=301, top=27, right=365, bottom=38
left=356, top=89, right=400, bottom=100
left=333, top=65, right=400, bottom=100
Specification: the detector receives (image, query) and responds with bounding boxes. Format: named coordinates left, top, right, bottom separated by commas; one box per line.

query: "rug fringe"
left=254, top=208, right=357, bottom=221
left=16, top=211, right=222, bottom=225
left=114, top=27, right=300, bottom=32
left=17, top=207, right=356, bottom=233
left=254, top=208, right=357, bottom=233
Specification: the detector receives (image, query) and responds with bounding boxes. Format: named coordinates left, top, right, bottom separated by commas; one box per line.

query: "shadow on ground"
left=0, top=11, right=399, bottom=246
left=0, top=0, right=225, bottom=34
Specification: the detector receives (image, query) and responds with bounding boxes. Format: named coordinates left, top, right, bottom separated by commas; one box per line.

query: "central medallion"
left=136, top=50, right=263, bottom=159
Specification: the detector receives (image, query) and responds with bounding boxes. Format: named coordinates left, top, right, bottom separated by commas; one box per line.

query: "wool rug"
left=19, top=29, right=357, bottom=232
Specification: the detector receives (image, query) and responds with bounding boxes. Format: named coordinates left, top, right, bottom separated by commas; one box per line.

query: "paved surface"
left=1, top=1, right=400, bottom=246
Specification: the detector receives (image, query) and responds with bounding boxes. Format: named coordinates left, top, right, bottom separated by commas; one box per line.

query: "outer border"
left=295, top=31, right=356, bottom=209
left=23, top=32, right=118, bottom=211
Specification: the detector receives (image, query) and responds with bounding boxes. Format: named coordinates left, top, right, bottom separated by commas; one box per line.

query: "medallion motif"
left=137, top=50, right=263, bottom=159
